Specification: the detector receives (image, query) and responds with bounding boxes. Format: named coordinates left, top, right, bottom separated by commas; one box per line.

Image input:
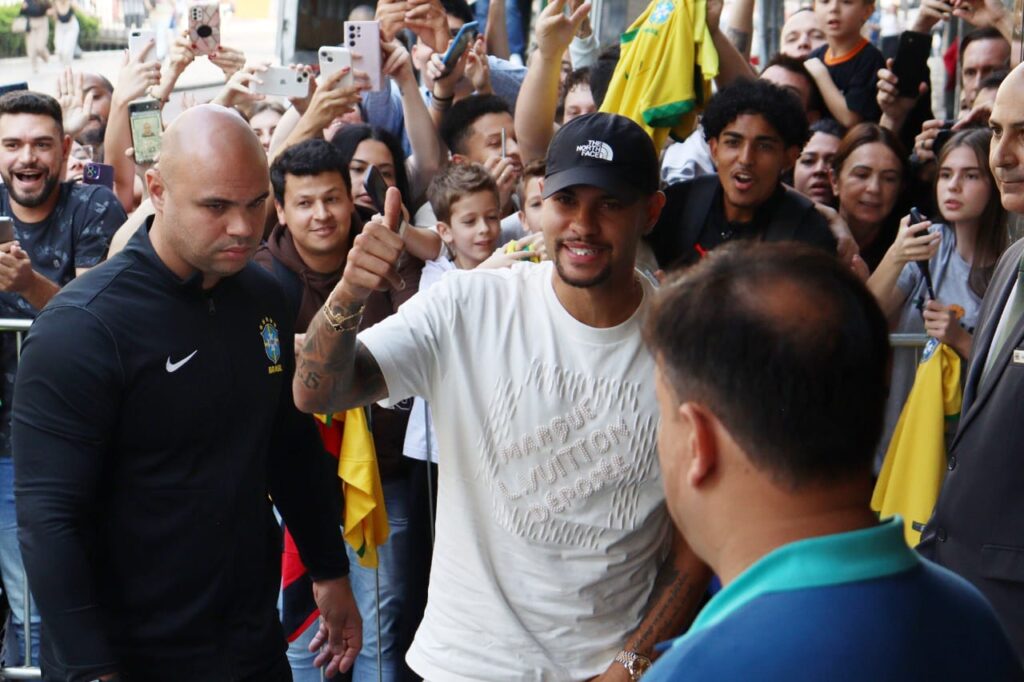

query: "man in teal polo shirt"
left=643, top=242, right=1022, bottom=680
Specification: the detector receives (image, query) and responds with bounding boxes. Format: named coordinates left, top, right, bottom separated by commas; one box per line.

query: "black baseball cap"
left=543, top=112, right=660, bottom=201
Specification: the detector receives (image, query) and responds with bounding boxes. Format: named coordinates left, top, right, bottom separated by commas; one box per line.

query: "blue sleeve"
left=488, top=56, right=528, bottom=112
left=73, top=186, right=128, bottom=268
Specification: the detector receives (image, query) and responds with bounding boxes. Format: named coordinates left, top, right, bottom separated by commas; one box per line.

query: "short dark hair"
left=831, top=122, right=906, bottom=176
left=762, top=52, right=822, bottom=115
left=809, top=118, right=846, bottom=140
left=270, top=138, right=350, bottom=205
left=561, top=67, right=591, bottom=101
left=646, top=242, right=890, bottom=488
left=428, top=162, right=499, bottom=224
left=440, top=94, right=510, bottom=156
left=590, top=45, right=620, bottom=110
left=441, top=0, right=474, bottom=25
left=0, top=91, right=64, bottom=136
left=702, top=78, right=809, bottom=149
left=960, top=26, right=1010, bottom=61
left=330, top=124, right=411, bottom=207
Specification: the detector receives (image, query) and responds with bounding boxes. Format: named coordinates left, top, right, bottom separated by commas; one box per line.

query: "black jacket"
left=647, top=175, right=837, bottom=270
left=919, top=237, right=1024, bottom=659
left=12, top=222, right=348, bottom=681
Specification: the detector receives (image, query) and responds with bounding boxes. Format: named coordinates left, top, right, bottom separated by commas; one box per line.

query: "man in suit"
left=919, top=63, right=1024, bottom=659
left=645, top=78, right=837, bottom=272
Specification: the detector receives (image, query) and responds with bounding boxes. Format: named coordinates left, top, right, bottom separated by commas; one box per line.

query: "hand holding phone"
left=364, top=165, right=389, bottom=215
left=344, top=20, right=385, bottom=91
left=250, top=67, right=311, bottom=98
left=893, top=31, right=930, bottom=98
left=442, top=21, right=479, bottom=71
left=908, top=207, right=937, bottom=299
left=128, top=99, right=163, bottom=165
left=188, top=2, right=221, bottom=56
left=319, top=47, right=354, bottom=90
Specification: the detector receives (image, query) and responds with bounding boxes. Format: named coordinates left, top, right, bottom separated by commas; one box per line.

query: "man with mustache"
left=647, top=79, right=836, bottom=272
left=0, top=90, right=126, bottom=666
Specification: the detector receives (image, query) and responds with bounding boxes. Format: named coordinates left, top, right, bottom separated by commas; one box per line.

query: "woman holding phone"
left=867, top=128, right=1008, bottom=470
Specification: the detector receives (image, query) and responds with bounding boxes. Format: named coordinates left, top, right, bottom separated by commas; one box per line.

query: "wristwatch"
left=614, top=650, right=652, bottom=680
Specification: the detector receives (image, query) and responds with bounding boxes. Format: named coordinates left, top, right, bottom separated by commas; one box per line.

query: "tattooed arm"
left=588, top=530, right=711, bottom=681
left=293, top=187, right=406, bottom=414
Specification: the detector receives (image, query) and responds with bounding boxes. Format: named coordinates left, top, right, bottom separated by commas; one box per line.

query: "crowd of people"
left=1, top=0, right=1024, bottom=679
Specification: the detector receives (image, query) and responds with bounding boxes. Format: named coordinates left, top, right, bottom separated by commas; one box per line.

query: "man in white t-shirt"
left=294, top=113, right=711, bottom=682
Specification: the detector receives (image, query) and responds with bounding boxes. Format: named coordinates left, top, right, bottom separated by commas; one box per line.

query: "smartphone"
left=364, top=166, right=389, bottom=214
left=443, top=21, right=479, bottom=70
left=0, top=217, right=15, bottom=244
left=343, top=20, right=384, bottom=91
left=128, top=28, right=155, bottom=61
left=318, top=46, right=353, bottom=90
left=500, top=128, right=507, bottom=159
left=188, top=2, right=221, bottom=56
left=250, top=67, right=311, bottom=98
left=893, top=31, right=931, bottom=98
left=0, top=82, right=29, bottom=97
left=934, top=122, right=954, bottom=157
left=908, top=206, right=936, bottom=299
left=128, top=99, right=163, bottom=165
left=83, top=162, right=115, bottom=190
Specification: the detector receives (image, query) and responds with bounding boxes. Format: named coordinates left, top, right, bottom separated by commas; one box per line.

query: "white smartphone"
left=343, top=20, right=384, bottom=92
left=127, top=28, right=155, bottom=61
left=250, top=67, right=311, bottom=98
left=318, top=46, right=353, bottom=90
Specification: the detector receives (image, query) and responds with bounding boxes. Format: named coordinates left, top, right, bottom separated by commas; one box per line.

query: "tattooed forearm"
left=726, top=28, right=751, bottom=55
left=626, top=532, right=712, bottom=656
left=293, top=301, right=389, bottom=413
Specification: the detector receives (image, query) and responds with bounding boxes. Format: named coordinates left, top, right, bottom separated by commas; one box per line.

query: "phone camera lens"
left=349, top=40, right=355, bottom=46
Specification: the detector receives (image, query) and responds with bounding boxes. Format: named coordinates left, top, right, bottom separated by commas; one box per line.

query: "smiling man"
left=293, top=112, right=711, bottom=682
left=0, top=90, right=125, bottom=666
left=647, top=79, right=836, bottom=271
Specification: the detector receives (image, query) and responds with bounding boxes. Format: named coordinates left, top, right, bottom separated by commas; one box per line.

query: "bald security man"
left=919, top=63, right=1024, bottom=660
left=12, top=105, right=361, bottom=682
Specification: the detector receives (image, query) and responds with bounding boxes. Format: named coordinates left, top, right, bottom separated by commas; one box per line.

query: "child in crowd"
left=517, top=159, right=546, bottom=234
left=805, top=0, right=885, bottom=126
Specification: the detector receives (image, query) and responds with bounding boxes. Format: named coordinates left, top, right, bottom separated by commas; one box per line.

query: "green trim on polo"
left=677, top=517, right=917, bottom=647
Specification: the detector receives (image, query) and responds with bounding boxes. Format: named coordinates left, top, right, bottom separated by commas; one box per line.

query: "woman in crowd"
left=868, top=127, right=1008, bottom=470
left=831, top=122, right=908, bottom=271
left=793, top=119, right=845, bottom=207
left=248, top=100, right=287, bottom=156
left=19, top=0, right=51, bottom=73
left=50, top=0, right=80, bottom=66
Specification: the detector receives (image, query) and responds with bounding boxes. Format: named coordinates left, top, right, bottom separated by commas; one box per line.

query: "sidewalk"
left=0, top=18, right=278, bottom=113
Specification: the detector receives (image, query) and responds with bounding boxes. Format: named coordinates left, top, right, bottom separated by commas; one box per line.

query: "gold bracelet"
left=322, top=302, right=364, bottom=332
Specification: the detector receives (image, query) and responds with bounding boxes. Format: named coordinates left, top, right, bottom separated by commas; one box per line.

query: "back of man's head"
left=270, top=138, right=350, bottom=205
left=702, top=78, right=809, bottom=150
left=0, top=90, right=63, bottom=136
left=440, top=94, right=511, bottom=156
left=589, top=45, right=621, bottom=110
left=647, top=242, right=889, bottom=489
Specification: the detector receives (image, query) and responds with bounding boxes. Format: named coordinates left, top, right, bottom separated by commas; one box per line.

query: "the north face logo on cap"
left=576, top=140, right=614, bottom=162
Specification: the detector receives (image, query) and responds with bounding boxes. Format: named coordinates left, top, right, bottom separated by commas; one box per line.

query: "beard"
left=554, top=253, right=612, bottom=289
left=2, top=166, right=60, bottom=208
left=78, top=121, right=107, bottom=157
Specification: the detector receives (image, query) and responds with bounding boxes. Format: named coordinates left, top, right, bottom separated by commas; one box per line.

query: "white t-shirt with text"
left=360, top=262, right=671, bottom=681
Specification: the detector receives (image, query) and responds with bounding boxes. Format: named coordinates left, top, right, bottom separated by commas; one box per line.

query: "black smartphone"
left=909, top=207, right=936, bottom=299
left=0, top=217, right=15, bottom=244
left=934, top=122, right=955, bottom=157
left=364, top=165, right=389, bottom=215
left=893, top=31, right=931, bottom=98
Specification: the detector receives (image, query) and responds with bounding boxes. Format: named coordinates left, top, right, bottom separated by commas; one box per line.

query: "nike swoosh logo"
left=165, top=350, right=198, bottom=373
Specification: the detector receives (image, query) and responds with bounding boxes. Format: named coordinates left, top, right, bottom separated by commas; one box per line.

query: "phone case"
left=0, top=219, right=15, bottom=244
left=443, top=21, right=478, bottom=68
left=83, top=162, right=115, bottom=190
left=128, top=29, right=155, bottom=61
left=319, top=47, right=354, bottom=90
left=251, top=67, right=311, bottom=98
left=343, top=21, right=384, bottom=92
left=129, top=102, right=163, bottom=164
left=188, top=2, right=220, bottom=56
left=894, top=32, right=930, bottom=98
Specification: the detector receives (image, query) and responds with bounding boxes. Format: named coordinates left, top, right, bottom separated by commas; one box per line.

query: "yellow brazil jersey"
left=872, top=340, right=962, bottom=546
left=599, top=0, right=719, bottom=148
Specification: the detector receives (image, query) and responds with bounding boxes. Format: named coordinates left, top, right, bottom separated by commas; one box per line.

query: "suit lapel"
left=953, top=240, right=1024, bottom=444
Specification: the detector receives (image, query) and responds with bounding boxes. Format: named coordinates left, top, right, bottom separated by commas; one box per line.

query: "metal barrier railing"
left=890, top=333, right=932, bottom=365
left=0, top=320, right=39, bottom=681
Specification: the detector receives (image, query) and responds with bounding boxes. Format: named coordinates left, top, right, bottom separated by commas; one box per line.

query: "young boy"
left=429, top=162, right=504, bottom=270
left=805, top=0, right=885, bottom=126
left=516, top=159, right=545, bottom=234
